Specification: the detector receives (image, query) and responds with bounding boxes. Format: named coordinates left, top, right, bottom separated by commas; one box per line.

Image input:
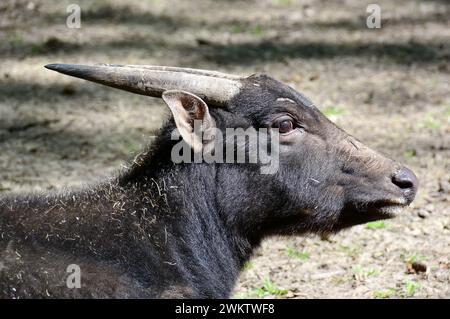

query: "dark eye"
left=274, top=118, right=294, bottom=134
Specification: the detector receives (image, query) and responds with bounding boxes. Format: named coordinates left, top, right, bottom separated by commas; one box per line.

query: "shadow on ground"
left=1, top=3, right=448, bottom=66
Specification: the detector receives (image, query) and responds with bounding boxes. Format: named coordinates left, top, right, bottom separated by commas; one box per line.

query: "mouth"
left=368, top=198, right=409, bottom=217
left=336, top=198, right=409, bottom=229
left=371, top=203, right=405, bottom=218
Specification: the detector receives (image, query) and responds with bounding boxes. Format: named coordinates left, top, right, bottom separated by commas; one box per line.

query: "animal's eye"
left=273, top=118, right=294, bottom=134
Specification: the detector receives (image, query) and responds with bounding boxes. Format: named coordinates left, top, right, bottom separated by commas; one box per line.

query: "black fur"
left=0, top=75, right=416, bottom=298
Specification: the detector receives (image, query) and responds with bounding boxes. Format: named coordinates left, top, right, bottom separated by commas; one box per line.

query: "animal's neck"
left=120, top=157, right=257, bottom=297
left=120, top=129, right=259, bottom=264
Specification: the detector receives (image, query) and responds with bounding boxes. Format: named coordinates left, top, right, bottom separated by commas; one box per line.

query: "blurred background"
left=0, top=0, right=449, bottom=298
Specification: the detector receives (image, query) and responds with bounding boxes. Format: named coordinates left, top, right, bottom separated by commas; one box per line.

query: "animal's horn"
left=45, top=63, right=243, bottom=106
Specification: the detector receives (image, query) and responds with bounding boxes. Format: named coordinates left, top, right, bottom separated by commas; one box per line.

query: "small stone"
left=285, top=291, right=294, bottom=298
left=417, top=210, right=430, bottom=218
left=438, top=180, right=450, bottom=194
left=27, top=2, right=36, bottom=10
left=439, top=262, right=449, bottom=270
left=434, top=269, right=449, bottom=282
left=61, top=84, right=76, bottom=96
left=196, top=38, right=212, bottom=46
left=407, top=261, right=427, bottom=274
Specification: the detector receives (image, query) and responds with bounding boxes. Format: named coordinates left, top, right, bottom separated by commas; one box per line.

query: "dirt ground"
left=0, top=0, right=449, bottom=298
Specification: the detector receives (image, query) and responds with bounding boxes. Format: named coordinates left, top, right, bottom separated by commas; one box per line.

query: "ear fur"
left=162, top=90, right=216, bottom=153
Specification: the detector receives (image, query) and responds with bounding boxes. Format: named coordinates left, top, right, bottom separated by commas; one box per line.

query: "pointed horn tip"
left=45, top=63, right=89, bottom=73
left=45, top=63, right=82, bottom=75
left=44, top=63, right=63, bottom=71
left=44, top=63, right=98, bottom=78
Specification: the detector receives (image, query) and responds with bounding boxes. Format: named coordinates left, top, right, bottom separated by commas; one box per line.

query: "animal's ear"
left=162, top=90, right=216, bottom=153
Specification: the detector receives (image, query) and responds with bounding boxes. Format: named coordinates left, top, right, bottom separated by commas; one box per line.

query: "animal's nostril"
left=392, top=167, right=418, bottom=191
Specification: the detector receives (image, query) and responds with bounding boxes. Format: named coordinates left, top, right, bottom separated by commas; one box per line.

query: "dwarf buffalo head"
left=45, top=64, right=418, bottom=238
